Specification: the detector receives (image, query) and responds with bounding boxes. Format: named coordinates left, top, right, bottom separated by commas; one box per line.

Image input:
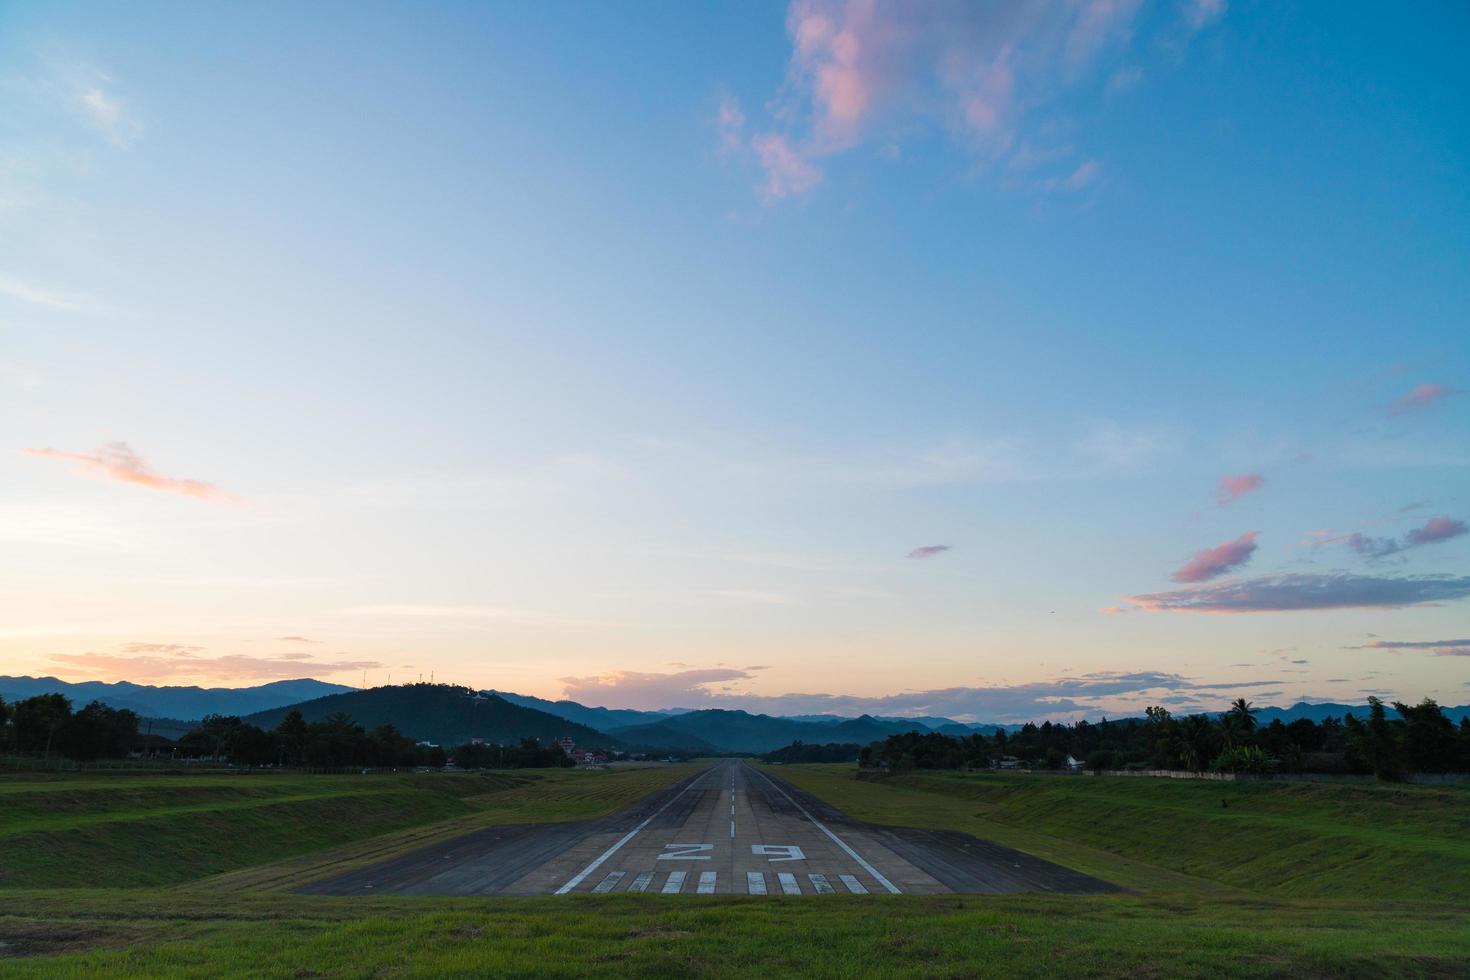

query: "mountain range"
left=5, top=675, right=1465, bottom=755
left=0, top=676, right=354, bottom=720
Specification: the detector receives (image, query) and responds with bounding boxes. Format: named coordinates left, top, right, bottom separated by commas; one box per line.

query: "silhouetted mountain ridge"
left=0, top=676, right=354, bottom=720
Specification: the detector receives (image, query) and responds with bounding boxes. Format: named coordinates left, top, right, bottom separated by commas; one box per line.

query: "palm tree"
left=1228, top=698, right=1258, bottom=732
left=1174, top=714, right=1216, bottom=772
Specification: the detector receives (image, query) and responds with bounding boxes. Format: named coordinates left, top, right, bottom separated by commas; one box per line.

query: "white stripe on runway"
left=628, top=872, right=653, bottom=893
left=662, top=871, right=687, bottom=894
left=747, top=765, right=902, bottom=894
left=746, top=871, right=767, bottom=895
left=808, top=873, right=834, bottom=894
left=592, top=871, right=625, bottom=893
left=697, top=871, right=717, bottom=894
left=839, top=874, right=867, bottom=894
left=777, top=872, right=801, bottom=895
left=554, top=768, right=709, bottom=895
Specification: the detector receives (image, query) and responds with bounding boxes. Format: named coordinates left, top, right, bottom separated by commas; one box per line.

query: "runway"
left=301, top=759, right=1116, bottom=896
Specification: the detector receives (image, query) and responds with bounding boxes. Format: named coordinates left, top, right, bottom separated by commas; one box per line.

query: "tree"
left=1351, top=697, right=1404, bottom=780
left=1222, top=699, right=1258, bottom=748
left=274, top=710, right=309, bottom=765
left=11, top=694, right=72, bottom=757
left=59, top=701, right=139, bottom=761
left=1174, top=714, right=1217, bottom=773
left=1393, top=699, right=1456, bottom=773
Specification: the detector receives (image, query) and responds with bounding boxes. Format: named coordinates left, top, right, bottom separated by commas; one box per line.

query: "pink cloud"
left=1171, top=530, right=1259, bottom=583
left=715, top=93, right=745, bottom=156
left=1061, top=159, right=1100, bottom=190
left=1217, top=472, right=1264, bottom=505
left=907, top=544, right=951, bottom=559
left=49, top=649, right=382, bottom=682
left=1389, top=383, right=1456, bottom=415
left=1406, top=515, right=1467, bottom=547
left=731, top=1, right=1190, bottom=202
left=752, top=133, right=824, bottom=201
left=23, top=442, right=237, bottom=503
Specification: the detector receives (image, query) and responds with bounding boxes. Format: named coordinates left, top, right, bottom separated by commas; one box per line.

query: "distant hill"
left=1252, top=701, right=1470, bottom=726
left=0, top=676, right=354, bottom=720
left=243, top=684, right=612, bottom=747
left=609, top=708, right=933, bottom=754
left=601, top=721, right=723, bottom=754
left=491, top=691, right=671, bottom=731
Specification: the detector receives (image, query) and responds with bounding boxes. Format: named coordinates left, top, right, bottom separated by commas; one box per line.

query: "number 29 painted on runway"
left=657, top=843, right=713, bottom=860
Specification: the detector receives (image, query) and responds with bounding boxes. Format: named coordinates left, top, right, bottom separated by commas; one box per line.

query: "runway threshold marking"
left=592, top=871, right=624, bottom=893
left=747, top=765, right=902, bottom=894
left=839, top=874, right=867, bottom=894
left=808, top=873, right=834, bottom=894
left=662, top=871, right=687, bottom=894
left=553, top=767, right=710, bottom=895
left=777, top=872, right=801, bottom=895
left=746, top=871, right=767, bottom=895
left=628, top=872, right=653, bottom=893
left=697, top=871, right=717, bottom=894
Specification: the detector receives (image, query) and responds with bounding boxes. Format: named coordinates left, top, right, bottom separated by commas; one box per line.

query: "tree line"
left=0, top=694, right=574, bottom=770
left=852, top=698, right=1470, bottom=778
left=0, top=694, right=140, bottom=762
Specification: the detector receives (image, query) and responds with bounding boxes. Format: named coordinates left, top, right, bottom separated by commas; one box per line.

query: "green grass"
left=2, top=763, right=1467, bottom=977
left=0, top=890, right=1465, bottom=978
left=764, top=765, right=1470, bottom=903
left=0, top=765, right=697, bottom=890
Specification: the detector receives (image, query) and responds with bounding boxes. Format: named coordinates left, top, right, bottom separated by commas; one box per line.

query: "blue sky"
left=1, top=1, right=1466, bottom=721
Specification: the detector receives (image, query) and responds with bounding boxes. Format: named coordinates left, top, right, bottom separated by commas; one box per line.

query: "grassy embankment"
left=0, top=765, right=698, bottom=890
left=1, top=762, right=1468, bottom=977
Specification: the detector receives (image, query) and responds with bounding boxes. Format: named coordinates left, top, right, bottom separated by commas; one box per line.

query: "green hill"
left=242, top=684, right=611, bottom=747
left=612, top=708, right=926, bottom=753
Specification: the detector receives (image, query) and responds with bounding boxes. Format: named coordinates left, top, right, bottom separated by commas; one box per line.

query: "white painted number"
left=658, top=843, right=714, bottom=861
left=751, top=844, right=806, bottom=862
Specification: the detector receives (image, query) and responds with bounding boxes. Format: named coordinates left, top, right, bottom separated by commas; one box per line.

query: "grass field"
left=766, top=765, right=1470, bottom=903
left=1, top=762, right=1467, bottom=977
left=0, top=765, right=698, bottom=889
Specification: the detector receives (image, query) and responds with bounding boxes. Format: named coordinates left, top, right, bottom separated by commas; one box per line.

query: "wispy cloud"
left=1183, top=0, right=1228, bottom=33
left=49, top=647, right=381, bottom=682
left=1124, top=573, right=1470, bottom=614
left=276, top=635, right=321, bottom=644
left=1349, top=515, right=1467, bottom=561
left=751, top=133, right=823, bottom=202
left=907, top=544, right=951, bottom=560
left=1217, top=472, right=1264, bottom=505
left=714, top=92, right=746, bottom=156
left=1389, top=383, right=1456, bottom=415
left=724, top=0, right=1221, bottom=202
left=23, top=443, right=238, bottom=503
left=1348, top=638, right=1470, bottom=657
left=559, top=668, right=755, bottom=711
left=1172, top=530, right=1259, bottom=583
left=0, top=274, right=104, bottom=314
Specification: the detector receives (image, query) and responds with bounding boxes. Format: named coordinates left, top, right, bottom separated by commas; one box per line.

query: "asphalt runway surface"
left=301, top=759, right=1117, bottom=897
